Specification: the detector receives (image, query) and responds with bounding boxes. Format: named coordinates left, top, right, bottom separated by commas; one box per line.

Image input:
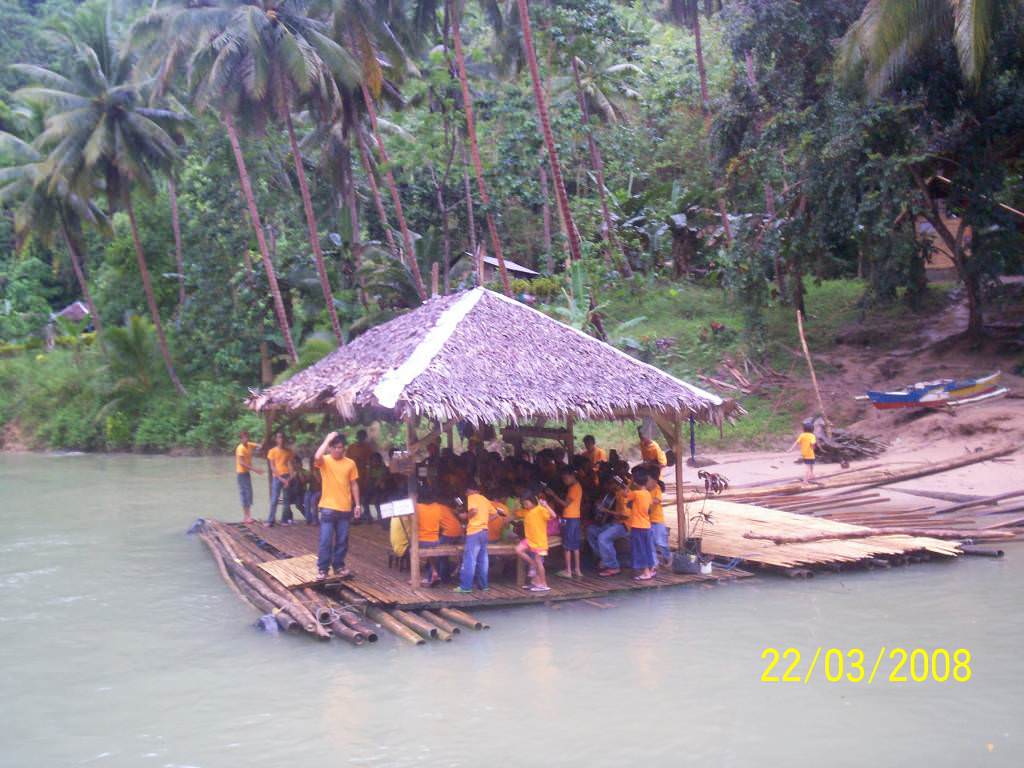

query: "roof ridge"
left=372, top=289, right=485, bottom=409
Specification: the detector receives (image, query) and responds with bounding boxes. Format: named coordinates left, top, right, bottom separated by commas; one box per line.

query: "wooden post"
left=673, top=416, right=686, bottom=547
left=406, top=418, right=421, bottom=587
left=796, top=310, right=832, bottom=437
left=431, top=262, right=440, bottom=297
left=264, top=411, right=274, bottom=497
left=565, top=414, right=575, bottom=457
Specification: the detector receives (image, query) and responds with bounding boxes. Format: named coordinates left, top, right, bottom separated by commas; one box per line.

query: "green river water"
left=1, top=453, right=1021, bottom=767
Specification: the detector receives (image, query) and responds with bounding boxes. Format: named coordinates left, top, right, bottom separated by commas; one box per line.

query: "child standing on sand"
left=789, top=421, right=817, bottom=482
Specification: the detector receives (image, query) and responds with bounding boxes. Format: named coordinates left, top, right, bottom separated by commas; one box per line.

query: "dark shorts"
left=561, top=518, right=582, bottom=551
left=629, top=527, right=656, bottom=569
left=419, top=539, right=440, bottom=550
left=236, top=472, right=253, bottom=508
left=803, top=458, right=816, bottom=465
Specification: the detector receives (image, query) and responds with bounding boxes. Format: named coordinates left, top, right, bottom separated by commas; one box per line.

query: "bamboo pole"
left=327, top=618, right=366, bottom=645
left=199, top=531, right=259, bottom=611
left=420, top=609, right=461, bottom=635
left=393, top=609, right=444, bottom=641
left=406, top=418, right=421, bottom=587
left=673, top=417, right=687, bottom=545
left=362, top=604, right=425, bottom=645
left=797, top=310, right=831, bottom=437
left=438, top=606, right=488, bottom=630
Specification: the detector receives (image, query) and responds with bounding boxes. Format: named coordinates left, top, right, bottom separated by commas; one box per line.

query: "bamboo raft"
left=194, top=518, right=750, bottom=646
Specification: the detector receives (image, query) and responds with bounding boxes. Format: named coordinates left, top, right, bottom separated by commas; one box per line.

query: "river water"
left=1, top=453, right=1022, bottom=767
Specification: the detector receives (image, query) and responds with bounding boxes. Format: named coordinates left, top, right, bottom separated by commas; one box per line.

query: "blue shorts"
left=630, top=528, right=656, bottom=569
left=803, top=458, right=815, bottom=465
left=561, top=518, right=581, bottom=552
left=236, top=473, right=253, bottom=508
left=419, top=540, right=440, bottom=550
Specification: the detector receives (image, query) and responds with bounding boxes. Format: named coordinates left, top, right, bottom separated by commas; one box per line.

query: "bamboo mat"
left=678, top=499, right=961, bottom=569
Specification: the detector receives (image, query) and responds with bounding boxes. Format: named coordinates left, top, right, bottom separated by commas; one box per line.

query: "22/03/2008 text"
left=760, top=647, right=972, bottom=684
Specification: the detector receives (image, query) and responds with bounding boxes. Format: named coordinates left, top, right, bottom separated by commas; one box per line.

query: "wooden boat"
left=864, top=372, right=1002, bottom=410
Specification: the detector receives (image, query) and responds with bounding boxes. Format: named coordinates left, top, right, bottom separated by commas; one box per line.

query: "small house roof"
left=247, top=288, right=736, bottom=426
left=480, top=255, right=539, bottom=276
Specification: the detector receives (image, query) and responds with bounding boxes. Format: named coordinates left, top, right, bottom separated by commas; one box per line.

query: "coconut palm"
left=12, top=20, right=189, bottom=394
left=836, top=0, right=1011, bottom=96
left=516, top=0, right=583, bottom=263
left=0, top=131, right=108, bottom=341
left=186, top=1, right=360, bottom=346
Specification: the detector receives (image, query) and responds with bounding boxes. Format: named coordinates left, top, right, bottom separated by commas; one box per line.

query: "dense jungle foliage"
left=0, top=0, right=1021, bottom=452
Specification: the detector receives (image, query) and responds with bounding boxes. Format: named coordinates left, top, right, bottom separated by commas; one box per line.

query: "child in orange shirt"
left=547, top=469, right=583, bottom=578
left=789, top=421, right=817, bottom=482
left=646, top=477, right=669, bottom=568
left=515, top=492, right=555, bottom=592
left=627, top=468, right=656, bottom=581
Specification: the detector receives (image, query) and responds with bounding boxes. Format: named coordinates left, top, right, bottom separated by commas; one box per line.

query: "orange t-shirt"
left=489, top=501, right=510, bottom=542
left=267, top=446, right=294, bottom=477
left=563, top=483, right=583, bottom=519
left=518, top=502, right=552, bottom=553
left=627, top=488, right=652, bottom=529
left=439, top=504, right=463, bottom=538
left=465, top=493, right=495, bottom=536
left=797, top=432, right=816, bottom=460
left=584, top=446, right=607, bottom=465
left=315, top=455, right=359, bottom=512
left=649, top=485, right=664, bottom=524
left=640, top=440, right=667, bottom=466
left=416, top=502, right=442, bottom=543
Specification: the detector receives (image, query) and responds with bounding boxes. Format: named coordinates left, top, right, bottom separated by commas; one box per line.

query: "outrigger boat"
left=861, top=371, right=1004, bottom=410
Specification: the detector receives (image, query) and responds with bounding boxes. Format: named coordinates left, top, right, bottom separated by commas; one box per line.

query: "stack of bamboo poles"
left=197, top=520, right=488, bottom=646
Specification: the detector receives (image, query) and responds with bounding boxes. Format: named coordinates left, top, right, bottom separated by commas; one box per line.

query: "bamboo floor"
left=221, top=519, right=750, bottom=611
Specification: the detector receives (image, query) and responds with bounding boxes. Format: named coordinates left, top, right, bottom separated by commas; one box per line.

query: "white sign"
left=379, top=497, right=414, bottom=519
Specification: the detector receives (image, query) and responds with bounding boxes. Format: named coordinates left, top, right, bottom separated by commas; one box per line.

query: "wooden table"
left=423, top=537, right=563, bottom=586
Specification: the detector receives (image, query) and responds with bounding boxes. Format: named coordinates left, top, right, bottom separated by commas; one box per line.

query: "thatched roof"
left=247, top=288, right=736, bottom=426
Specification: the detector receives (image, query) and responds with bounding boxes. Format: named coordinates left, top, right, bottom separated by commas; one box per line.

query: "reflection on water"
left=1, top=453, right=1022, bottom=767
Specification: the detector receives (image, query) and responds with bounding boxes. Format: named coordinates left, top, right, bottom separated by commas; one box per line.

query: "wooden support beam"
left=673, top=417, right=687, bottom=546
left=501, top=425, right=572, bottom=442
left=406, top=418, right=421, bottom=587
left=565, top=415, right=575, bottom=456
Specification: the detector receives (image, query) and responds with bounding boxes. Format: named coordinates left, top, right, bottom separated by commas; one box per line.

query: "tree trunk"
left=360, top=85, right=428, bottom=302
left=224, top=113, right=298, bottom=364
left=571, top=57, right=632, bottom=277
left=765, top=181, right=785, bottom=298
left=744, top=50, right=757, bottom=89
left=517, top=0, right=583, bottom=263
left=59, top=222, right=103, bottom=341
left=345, top=151, right=369, bottom=308
left=285, top=111, right=343, bottom=343
left=430, top=162, right=452, bottom=294
left=460, top=139, right=478, bottom=257
left=167, top=177, right=186, bottom=317
left=124, top=194, right=186, bottom=395
left=355, top=130, right=401, bottom=263
left=449, top=0, right=512, bottom=296
left=693, top=12, right=710, bottom=119
left=538, top=162, right=553, bottom=273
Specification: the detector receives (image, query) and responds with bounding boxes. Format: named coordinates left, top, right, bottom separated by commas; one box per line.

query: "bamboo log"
left=744, top=528, right=1014, bottom=545
left=362, top=604, right=425, bottom=645
left=299, top=588, right=334, bottom=625
left=328, top=618, right=366, bottom=646
left=420, top=609, right=461, bottom=634
left=199, top=532, right=259, bottom=611
left=796, top=310, right=831, bottom=437
left=438, top=607, right=488, bottom=630
left=412, top=611, right=454, bottom=642
left=392, top=609, right=441, bottom=640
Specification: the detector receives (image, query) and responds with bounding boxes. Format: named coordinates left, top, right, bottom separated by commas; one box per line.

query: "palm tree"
left=836, top=0, right=1007, bottom=96
left=13, top=24, right=189, bottom=394
left=187, top=1, right=356, bottom=346
left=447, top=0, right=511, bottom=295
left=0, top=131, right=108, bottom=341
left=516, top=0, right=583, bottom=263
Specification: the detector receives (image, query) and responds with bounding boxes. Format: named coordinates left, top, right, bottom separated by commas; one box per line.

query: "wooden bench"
left=394, top=537, right=563, bottom=586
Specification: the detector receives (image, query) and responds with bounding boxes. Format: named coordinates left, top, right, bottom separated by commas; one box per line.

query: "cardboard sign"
left=379, top=497, right=414, bottom=519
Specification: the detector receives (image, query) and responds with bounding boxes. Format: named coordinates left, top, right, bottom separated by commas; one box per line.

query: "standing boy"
left=454, top=483, right=499, bottom=594
left=789, top=421, right=817, bottom=482
left=234, top=430, right=263, bottom=524
left=581, top=434, right=607, bottom=466
left=627, top=469, right=656, bottom=581
left=515, top=493, right=554, bottom=592
left=265, top=432, right=294, bottom=527
left=646, top=477, right=668, bottom=568
left=638, top=427, right=668, bottom=468
left=548, top=469, right=583, bottom=579
left=314, top=432, right=362, bottom=580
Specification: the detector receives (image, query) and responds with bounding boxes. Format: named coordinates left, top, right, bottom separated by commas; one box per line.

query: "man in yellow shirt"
left=265, top=432, right=294, bottom=527
left=454, top=483, right=500, bottom=593
left=789, top=422, right=817, bottom=482
left=546, top=469, right=583, bottom=579
left=638, top=427, right=667, bottom=469
left=314, top=431, right=362, bottom=580
left=234, top=430, right=264, bottom=524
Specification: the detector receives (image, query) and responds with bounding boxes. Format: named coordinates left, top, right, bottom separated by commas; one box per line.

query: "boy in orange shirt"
left=234, top=430, right=263, bottom=524
left=789, top=421, right=817, bottom=482
left=416, top=486, right=444, bottom=586
left=646, top=476, right=669, bottom=568
left=547, top=469, right=583, bottom=578
left=265, top=432, right=294, bottom=527
left=515, top=492, right=555, bottom=592
left=313, top=432, right=361, bottom=580
left=454, top=483, right=501, bottom=593
left=627, top=468, right=656, bottom=581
